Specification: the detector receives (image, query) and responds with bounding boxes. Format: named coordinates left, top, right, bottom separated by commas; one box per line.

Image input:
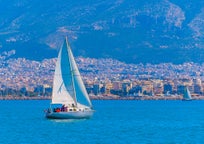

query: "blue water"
left=0, top=100, right=204, bottom=144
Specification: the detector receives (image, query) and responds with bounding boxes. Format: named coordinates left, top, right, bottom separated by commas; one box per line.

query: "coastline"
left=0, top=96, right=51, bottom=100
left=89, top=95, right=204, bottom=100
left=0, top=95, right=204, bottom=100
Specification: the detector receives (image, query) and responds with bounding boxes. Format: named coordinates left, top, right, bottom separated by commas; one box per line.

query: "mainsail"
left=51, top=38, right=92, bottom=108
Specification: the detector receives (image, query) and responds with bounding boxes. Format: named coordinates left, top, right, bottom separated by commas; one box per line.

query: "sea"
left=0, top=100, right=204, bottom=144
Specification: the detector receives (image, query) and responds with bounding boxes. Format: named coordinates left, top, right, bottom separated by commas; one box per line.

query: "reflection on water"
left=48, top=119, right=87, bottom=123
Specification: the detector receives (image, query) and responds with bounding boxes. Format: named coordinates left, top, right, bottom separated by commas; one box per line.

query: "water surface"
left=0, top=100, right=204, bottom=143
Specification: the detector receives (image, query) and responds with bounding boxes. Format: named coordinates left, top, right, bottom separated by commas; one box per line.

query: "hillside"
left=1, top=0, right=204, bottom=63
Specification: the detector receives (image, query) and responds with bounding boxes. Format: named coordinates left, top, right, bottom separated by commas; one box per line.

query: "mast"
left=66, top=37, right=78, bottom=107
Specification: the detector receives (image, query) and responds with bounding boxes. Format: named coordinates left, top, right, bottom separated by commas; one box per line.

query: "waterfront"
left=1, top=52, right=204, bottom=99
left=1, top=94, right=204, bottom=100
left=1, top=100, right=204, bottom=143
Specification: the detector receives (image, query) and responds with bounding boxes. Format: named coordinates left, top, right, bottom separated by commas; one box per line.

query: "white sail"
left=51, top=39, right=76, bottom=105
left=51, top=37, right=92, bottom=107
left=183, top=87, right=192, bottom=100
left=67, top=40, right=92, bottom=107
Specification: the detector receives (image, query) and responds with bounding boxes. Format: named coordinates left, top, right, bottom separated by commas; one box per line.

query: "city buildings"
left=0, top=50, right=204, bottom=97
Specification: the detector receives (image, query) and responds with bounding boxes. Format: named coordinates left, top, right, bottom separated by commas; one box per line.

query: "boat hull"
left=46, top=110, right=94, bottom=119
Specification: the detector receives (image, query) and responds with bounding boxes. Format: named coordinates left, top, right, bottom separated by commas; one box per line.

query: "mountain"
left=1, top=0, right=204, bottom=64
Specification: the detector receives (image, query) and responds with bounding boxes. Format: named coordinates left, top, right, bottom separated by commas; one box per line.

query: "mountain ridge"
left=1, top=0, right=204, bottom=64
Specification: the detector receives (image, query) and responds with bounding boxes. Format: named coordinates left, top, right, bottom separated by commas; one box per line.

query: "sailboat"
left=45, top=37, right=94, bottom=119
left=182, top=87, right=192, bottom=101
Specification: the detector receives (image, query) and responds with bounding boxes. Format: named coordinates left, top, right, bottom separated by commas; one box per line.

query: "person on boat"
left=56, top=108, right=60, bottom=112
left=61, top=104, right=65, bottom=111
left=64, top=105, right=68, bottom=112
left=72, top=103, right=75, bottom=107
left=60, top=104, right=68, bottom=112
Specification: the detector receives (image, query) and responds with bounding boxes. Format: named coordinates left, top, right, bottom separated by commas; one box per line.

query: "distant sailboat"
left=165, top=91, right=170, bottom=96
left=45, top=37, right=94, bottom=119
left=182, top=87, right=192, bottom=101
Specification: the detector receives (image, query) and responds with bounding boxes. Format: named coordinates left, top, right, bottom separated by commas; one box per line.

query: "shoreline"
left=0, top=95, right=204, bottom=100
left=90, top=95, right=204, bottom=100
